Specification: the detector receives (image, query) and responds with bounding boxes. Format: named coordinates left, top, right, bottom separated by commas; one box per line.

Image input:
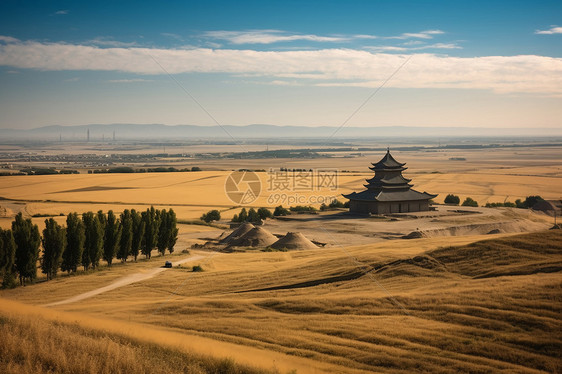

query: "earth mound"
left=271, top=232, right=318, bottom=250
left=220, top=222, right=255, bottom=244
left=229, top=226, right=278, bottom=247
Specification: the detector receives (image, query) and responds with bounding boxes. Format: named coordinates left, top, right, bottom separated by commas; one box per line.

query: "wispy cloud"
left=54, top=10, right=69, bottom=15
left=202, top=29, right=446, bottom=45
left=367, top=42, right=461, bottom=52
left=535, top=26, right=562, bottom=35
left=88, top=37, right=138, bottom=47
left=0, top=35, right=20, bottom=43
left=385, top=30, right=445, bottom=40
left=203, top=30, right=350, bottom=44
left=108, top=78, right=152, bottom=83
left=161, top=33, right=183, bottom=41
left=0, top=38, right=560, bottom=95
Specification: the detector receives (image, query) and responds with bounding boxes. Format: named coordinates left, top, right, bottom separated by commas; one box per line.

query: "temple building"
left=343, top=149, right=437, bottom=214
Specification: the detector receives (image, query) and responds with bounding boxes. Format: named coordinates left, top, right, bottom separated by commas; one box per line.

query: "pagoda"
left=343, top=149, right=437, bottom=214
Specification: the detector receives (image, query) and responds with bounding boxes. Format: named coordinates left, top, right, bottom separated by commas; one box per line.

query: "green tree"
left=524, top=195, right=543, bottom=209
left=41, top=218, right=66, bottom=280
left=273, top=205, right=290, bottom=216
left=232, top=213, right=239, bottom=222
left=201, top=209, right=221, bottom=223
left=444, top=194, right=460, bottom=205
left=103, top=210, right=121, bottom=267
left=141, top=207, right=159, bottom=259
left=131, top=209, right=145, bottom=262
left=462, top=197, right=478, bottom=207
left=247, top=208, right=260, bottom=223
left=157, top=209, right=169, bottom=256
left=62, top=212, right=85, bottom=273
left=118, top=209, right=133, bottom=262
left=166, top=209, right=178, bottom=254
left=257, top=207, right=273, bottom=220
left=238, top=208, right=248, bottom=222
left=12, top=212, right=41, bottom=285
left=83, top=212, right=103, bottom=270
left=0, top=228, right=17, bottom=288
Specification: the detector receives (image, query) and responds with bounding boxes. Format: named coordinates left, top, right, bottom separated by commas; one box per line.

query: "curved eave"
left=363, top=183, right=413, bottom=189
left=369, top=166, right=407, bottom=172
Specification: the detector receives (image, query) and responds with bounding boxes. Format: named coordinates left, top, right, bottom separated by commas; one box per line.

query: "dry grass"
left=3, top=231, right=560, bottom=373
left=0, top=307, right=274, bottom=374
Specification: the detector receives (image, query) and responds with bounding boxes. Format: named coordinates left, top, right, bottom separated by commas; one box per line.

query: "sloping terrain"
left=2, top=231, right=561, bottom=373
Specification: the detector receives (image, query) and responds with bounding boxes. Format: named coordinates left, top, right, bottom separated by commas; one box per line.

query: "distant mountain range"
left=1, top=123, right=560, bottom=141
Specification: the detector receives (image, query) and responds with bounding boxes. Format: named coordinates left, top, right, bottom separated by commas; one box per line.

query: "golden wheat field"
left=1, top=146, right=561, bottom=373
left=1, top=231, right=561, bottom=373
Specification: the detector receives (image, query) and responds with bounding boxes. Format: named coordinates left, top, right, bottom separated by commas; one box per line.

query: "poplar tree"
left=0, top=228, right=17, bottom=288
left=12, top=212, right=41, bottom=285
left=141, top=206, right=158, bottom=259
left=131, top=209, right=144, bottom=262
left=157, top=209, right=169, bottom=256
left=41, top=218, right=66, bottom=280
left=83, top=212, right=103, bottom=270
left=62, top=212, right=85, bottom=273
left=103, top=210, right=121, bottom=266
left=167, top=208, right=178, bottom=254
left=118, top=209, right=133, bottom=262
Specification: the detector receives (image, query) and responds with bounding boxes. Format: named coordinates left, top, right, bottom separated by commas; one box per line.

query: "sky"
left=0, top=0, right=561, bottom=130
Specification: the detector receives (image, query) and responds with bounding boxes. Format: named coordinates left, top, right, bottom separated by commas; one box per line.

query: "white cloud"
left=203, top=30, right=350, bottom=44
left=88, top=37, right=138, bottom=47
left=0, top=35, right=20, bottom=43
left=108, top=78, right=152, bottom=83
left=386, top=30, right=445, bottom=40
left=367, top=43, right=461, bottom=52
left=0, top=39, right=560, bottom=95
left=535, top=26, right=562, bottom=34
left=55, top=10, right=69, bottom=15
left=203, top=29, right=445, bottom=44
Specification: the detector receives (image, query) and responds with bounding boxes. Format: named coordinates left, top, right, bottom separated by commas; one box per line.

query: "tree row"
left=0, top=207, right=178, bottom=288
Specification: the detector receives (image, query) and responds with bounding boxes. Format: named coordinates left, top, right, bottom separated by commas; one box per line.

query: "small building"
left=343, top=149, right=437, bottom=214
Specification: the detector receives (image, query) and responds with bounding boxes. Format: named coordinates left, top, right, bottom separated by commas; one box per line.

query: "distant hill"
left=1, top=123, right=561, bottom=141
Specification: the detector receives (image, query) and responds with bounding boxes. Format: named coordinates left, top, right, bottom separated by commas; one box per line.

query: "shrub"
left=201, top=210, right=221, bottom=223
left=462, top=197, right=478, bottom=207
left=192, top=265, right=203, bottom=272
left=273, top=205, right=290, bottom=216
left=257, top=207, right=273, bottom=220
left=329, top=199, right=345, bottom=208
left=289, top=205, right=317, bottom=213
left=444, top=194, right=460, bottom=205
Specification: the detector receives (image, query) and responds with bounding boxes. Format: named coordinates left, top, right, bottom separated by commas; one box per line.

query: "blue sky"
left=0, top=0, right=561, bottom=129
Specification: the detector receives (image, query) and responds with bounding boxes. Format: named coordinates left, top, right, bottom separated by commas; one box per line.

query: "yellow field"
left=1, top=231, right=561, bottom=373
left=1, top=146, right=561, bottom=372
left=0, top=156, right=560, bottom=229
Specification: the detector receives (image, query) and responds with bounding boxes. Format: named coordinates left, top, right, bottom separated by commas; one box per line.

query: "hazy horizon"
left=1, top=1, right=561, bottom=130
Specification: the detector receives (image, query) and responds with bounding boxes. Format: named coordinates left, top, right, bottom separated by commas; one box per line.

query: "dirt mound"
left=421, top=220, right=549, bottom=237
left=229, top=227, right=277, bottom=247
left=402, top=231, right=424, bottom=239
left=220, top=222, right=255, bottom=244
left=271, top=232, right=318, bottom=250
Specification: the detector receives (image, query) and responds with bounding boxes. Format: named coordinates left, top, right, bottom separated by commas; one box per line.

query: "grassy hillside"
left=1, top=231, right=561, bottom=373
left=0, top=309, right=273, bottom=374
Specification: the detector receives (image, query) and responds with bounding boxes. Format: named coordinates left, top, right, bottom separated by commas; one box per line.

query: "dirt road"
left=43, top=255, right=205, bottom=307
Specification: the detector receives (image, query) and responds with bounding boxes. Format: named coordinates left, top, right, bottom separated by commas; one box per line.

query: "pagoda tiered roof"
left=343, top=149, right=437, bottom=203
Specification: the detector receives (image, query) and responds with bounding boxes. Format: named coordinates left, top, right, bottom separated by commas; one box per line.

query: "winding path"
left=44, top=255, right=205, bottom=307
